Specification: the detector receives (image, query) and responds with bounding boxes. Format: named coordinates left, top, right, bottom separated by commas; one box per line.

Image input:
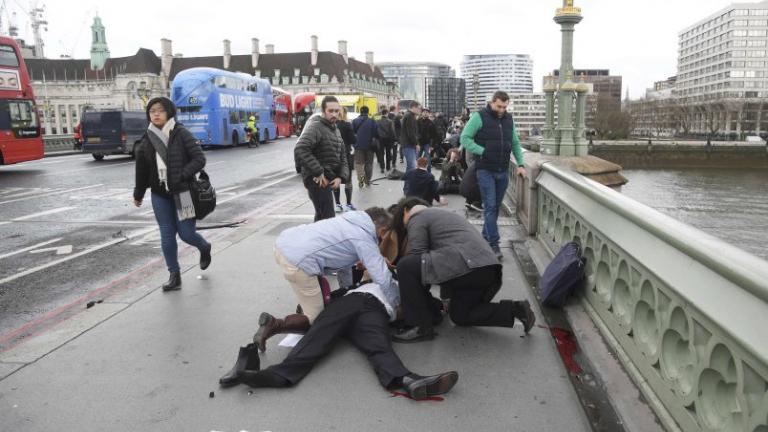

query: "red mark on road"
left=549, top=327, right=582, bottom=375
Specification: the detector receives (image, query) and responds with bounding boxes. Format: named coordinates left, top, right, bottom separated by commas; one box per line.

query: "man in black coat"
left=294, top=96, right=349, bottom=221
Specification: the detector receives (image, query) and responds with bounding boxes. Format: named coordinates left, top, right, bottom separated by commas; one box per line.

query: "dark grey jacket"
left=407, top=207, right=501, bottom=286
left=399, top=111, right=419, bottom=148
left=294, top=115, right=349, bottom=182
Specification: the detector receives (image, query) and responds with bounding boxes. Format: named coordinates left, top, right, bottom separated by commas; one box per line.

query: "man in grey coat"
left=392, top=199, right=535, bottom=342
left=294, top=96, right=349, bottom=221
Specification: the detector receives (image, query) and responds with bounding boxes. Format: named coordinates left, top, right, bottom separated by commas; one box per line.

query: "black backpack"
left=539, top=242, right=586, bottom=307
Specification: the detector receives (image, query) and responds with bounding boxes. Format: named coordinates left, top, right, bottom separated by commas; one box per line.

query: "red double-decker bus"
left=293, top=92, right=316, bottom=136
left=0, top=37, right=42, bottom=165
left=272, top=87, right=294, bottom=138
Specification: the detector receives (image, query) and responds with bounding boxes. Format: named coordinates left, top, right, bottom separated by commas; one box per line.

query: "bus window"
left=240, top=111, right=248, bottom=124
left=229, top=111, right=239, bottom=125
left=248, top=83, right=257, bottom=92
left=215, top=76, right=227, bottom=88
left=0, top=45, right=19, bottom=67
left=178, top=106, right=202, bottom=113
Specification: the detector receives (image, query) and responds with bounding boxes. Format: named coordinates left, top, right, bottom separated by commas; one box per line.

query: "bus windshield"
left=0, top=44, right=19, bottom=67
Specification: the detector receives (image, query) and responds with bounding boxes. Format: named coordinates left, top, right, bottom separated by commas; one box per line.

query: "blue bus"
left=171, top=67, right=276, bottom=146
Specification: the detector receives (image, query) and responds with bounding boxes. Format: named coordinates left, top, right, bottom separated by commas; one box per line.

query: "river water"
left=620, top=168, right=768, bottom=261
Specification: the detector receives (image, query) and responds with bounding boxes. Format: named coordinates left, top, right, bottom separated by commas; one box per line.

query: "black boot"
left=200, top=245, right=212, bottom=270
left=506, top=300, right=536, bottom=334
left=219, top=343, right=260, bottom=387
left=401, top=371, right=459, bottom=400
left=162, top=272, right=181, bottom=291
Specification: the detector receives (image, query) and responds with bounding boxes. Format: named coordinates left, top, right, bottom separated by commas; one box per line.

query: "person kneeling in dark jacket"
left=402, top=157, right=445, bottom=206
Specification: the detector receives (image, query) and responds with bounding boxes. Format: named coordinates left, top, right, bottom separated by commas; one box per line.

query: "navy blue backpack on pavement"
left=539, top=242, right=586, bottom=307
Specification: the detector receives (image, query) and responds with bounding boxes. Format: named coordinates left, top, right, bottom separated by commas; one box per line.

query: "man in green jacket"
left=460, top=91, right=525, bottom=260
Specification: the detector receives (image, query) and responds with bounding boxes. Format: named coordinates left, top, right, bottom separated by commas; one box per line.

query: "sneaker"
left=335, top=204, right=344, bottom=213
left=358, top=175, right=365, bottom=189
left=345, top=203, right=357, bottom=211
left=491, top=244, right=503, bottom=261
left=469, top=201, right=483, bottom=212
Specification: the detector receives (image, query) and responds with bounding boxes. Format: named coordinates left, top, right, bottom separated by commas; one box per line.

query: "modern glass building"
left=461, top=54, right=534, bottom=110
left=425, top=77, right=466, bottom=117
left=378, top=62, right=454, bottom=106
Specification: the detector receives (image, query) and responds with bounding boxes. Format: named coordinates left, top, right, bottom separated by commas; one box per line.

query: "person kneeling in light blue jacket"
left=254, top=207, right=397, bottom=352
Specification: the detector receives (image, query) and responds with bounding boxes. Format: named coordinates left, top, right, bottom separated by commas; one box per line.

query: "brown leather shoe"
left=253, top=312, right=310, bottom=352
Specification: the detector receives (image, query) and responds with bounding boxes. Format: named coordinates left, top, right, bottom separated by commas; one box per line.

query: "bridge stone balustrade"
left=43, top=134, right=77, bottom=153
left=509, top=157, right=768, bottom=432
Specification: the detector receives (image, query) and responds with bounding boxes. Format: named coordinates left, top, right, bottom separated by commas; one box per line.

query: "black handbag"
left=189, top=169, right=216, bottom=220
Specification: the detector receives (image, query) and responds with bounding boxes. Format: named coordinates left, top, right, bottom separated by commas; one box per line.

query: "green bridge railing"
left=511, top=159, right=768, bottom=432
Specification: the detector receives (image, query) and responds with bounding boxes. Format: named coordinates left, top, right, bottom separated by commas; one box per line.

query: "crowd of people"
left=132, top=92, right=530, bottom=401
left=216, top=92, right=531, bottom=400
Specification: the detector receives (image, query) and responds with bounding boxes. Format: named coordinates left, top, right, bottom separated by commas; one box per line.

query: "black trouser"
left=397, top=255, right=444, bottom=331
left=304, top=177, right=335, bottom=222
left=377, top=138, right=394, bottom=171
left=265, top=293, right=411, bottom=388
left=442, top=265, right=515, bottom=328
left=390, top=141, right=398, bottom=168
left=333, top=153, right=354, bottom=205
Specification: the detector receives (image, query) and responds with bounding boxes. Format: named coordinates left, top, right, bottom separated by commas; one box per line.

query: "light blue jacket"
left=275, top=211, right=400, bottom=308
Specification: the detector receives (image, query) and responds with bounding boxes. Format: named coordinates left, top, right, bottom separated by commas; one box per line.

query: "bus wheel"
left=92, top=154, right=105, bottom=161
left=232, top=131, right=239, bottom=147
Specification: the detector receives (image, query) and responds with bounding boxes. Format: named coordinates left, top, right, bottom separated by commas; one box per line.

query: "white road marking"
left=0, top=188, right=56, bottom=199
left=29, top=244, right=73, bottom=255
left=0, top=226, right=156, bottom=286
left=0, top=238, right=63, bottom=261
left=217, top=174, right=298, bottom=205
left=0, top=184, right=103, bottom=205
left=262, top=169, right=296, bottom=180
left=11, top=206, right=76, bottom=221
left=38, top=161, right=133, bottom=177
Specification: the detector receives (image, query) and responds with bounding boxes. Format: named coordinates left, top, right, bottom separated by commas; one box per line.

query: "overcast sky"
left=6, top=0, right=743, bottom=98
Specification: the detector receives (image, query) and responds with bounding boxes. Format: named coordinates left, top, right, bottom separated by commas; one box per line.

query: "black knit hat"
left=146, top=97, right=176, bottom=122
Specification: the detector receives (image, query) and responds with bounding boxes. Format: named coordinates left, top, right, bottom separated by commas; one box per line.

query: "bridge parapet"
left=511, top=157, right=768, bottom=431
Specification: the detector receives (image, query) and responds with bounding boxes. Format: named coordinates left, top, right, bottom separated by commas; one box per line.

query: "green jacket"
left=460, top=111, right=524, bottom=167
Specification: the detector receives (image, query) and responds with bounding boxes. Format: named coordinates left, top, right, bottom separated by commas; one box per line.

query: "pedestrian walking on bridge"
left=133, top=97, right=212, bottom=291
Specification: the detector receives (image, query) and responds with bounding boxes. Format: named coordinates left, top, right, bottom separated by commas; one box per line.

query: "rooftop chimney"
left=160, top=38, right=172, bottom=78
left=266, top=44, right=274, bottom=54
left=365, top=51, right=374, bottom=72
left=251, top=38, right=260, bottom=69
left=311, top=35, right=318, bottom=67
left=338, top=40, right=348, bottom=64
left=223, top=39, right=231, bottom=69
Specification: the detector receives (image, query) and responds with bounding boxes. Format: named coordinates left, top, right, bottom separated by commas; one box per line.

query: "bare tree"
left=593, top=94, right=632, bottom=139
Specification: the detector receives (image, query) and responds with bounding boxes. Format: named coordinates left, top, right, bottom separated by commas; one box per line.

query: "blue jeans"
left=476, top=169, right=509, bottom=248
left=151, top=192, right=210, bottom=273
left=403, top=147, right=418, bottom=172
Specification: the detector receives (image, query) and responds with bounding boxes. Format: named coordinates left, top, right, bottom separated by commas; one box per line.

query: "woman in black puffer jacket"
left=133, top=97, right=211, bottom=291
